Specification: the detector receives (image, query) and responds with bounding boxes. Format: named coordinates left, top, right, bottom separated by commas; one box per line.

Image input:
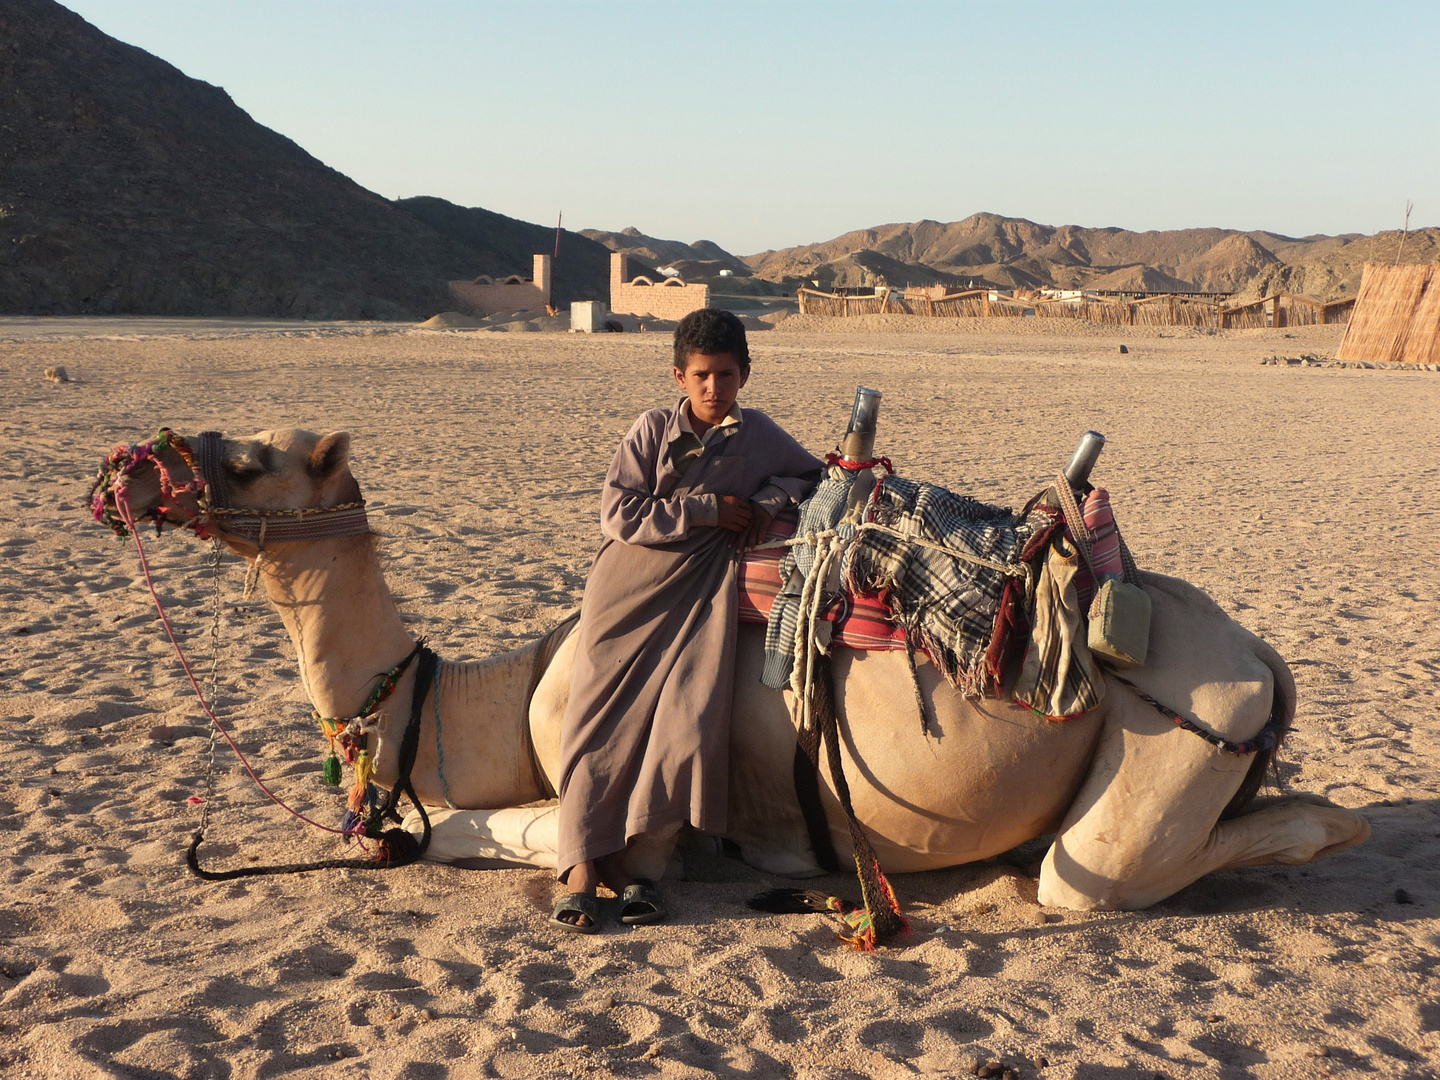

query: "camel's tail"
left=1222, top=636, right=1295, bottom=819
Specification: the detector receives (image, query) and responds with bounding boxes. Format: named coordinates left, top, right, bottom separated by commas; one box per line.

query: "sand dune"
left=1, top=319, right=1437, bottom=1079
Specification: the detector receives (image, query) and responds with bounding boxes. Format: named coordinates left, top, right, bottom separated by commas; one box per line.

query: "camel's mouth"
left=91, top=428, right=208, bottom=538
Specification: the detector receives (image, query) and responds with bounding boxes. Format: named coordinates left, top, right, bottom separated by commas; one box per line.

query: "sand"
left=1, top=319, right=1437, bottom=1079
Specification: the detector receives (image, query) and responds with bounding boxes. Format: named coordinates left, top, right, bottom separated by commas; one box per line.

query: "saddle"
left=739, top=465, right=1143, bottom=722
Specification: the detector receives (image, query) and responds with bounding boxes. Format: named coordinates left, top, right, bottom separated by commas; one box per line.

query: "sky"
left=64, top=0, right=1440, bottom=256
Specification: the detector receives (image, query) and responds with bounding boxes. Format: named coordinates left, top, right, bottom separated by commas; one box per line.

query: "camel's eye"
left=226, top=461, right=265, bottom=483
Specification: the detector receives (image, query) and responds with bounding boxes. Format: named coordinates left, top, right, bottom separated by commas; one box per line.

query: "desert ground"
left=1, top=316, right=1437, bottom=1080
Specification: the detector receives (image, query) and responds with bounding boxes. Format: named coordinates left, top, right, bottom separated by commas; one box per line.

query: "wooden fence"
left=796, top=286, right=1355, bottom=330
left=797, top=287, right=1029, bottom=318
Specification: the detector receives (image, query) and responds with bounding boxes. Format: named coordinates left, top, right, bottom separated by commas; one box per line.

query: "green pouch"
left=1087, top=578, right=1151, bottom=668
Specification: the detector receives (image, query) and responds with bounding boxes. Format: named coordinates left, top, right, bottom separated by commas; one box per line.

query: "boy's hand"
left=733, top=502, right=773, bottom=552
left=716, top=495, right=753, bottom=533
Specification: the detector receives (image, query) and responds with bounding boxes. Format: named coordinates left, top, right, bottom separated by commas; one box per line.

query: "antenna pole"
left=1395, top=201, right=1413, bottom=265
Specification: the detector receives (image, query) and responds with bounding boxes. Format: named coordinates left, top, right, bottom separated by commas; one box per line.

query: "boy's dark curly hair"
left=673, top=308, right=750, bottom=372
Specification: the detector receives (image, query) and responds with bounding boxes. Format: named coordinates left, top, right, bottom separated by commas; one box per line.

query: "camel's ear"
left=309, top=431, right=350, bottom=478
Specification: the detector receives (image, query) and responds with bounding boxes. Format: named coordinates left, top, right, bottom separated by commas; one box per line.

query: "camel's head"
left=92, top=427, right=365, bottom=547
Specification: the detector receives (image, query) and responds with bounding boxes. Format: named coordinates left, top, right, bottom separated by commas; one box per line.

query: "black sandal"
left=619, top=880, right=667, bottom=926
left=550, top=892, right=600, bottom=934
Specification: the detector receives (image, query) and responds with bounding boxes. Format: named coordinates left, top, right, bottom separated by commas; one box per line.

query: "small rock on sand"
left=44, top=365, right=70, bottom=382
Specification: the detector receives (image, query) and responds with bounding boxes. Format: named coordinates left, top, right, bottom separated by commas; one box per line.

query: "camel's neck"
left=243, top=534, right=547, bottom=808
left=249, top=535, right=415, bottom=719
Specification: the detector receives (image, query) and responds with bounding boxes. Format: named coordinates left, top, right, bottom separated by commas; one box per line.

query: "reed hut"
left=1336, top=263, right=1440, bottom=365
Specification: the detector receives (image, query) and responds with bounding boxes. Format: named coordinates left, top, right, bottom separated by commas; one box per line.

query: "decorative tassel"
left=321, top=752, right=342, bottom=786
left=340, top=809, right=363, bottom=838
left=347, top=750, right=374, bottom=813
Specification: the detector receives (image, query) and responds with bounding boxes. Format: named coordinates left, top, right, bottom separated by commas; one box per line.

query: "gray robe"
left=557, top=401, right=822, bottom=878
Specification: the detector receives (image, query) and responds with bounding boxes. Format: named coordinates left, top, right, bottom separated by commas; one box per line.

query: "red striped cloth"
left=738, top=516, right=907, bottom=652
left=1081, top=487, right=1123, bottom=580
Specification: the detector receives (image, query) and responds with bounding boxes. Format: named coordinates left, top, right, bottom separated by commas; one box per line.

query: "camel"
left=101, top=427, right=1369, bottom=911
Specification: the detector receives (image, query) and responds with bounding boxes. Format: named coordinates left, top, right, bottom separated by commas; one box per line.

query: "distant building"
left=448, top=254, right=552, bottom=316
left=609, top=253, right=709, bottom=320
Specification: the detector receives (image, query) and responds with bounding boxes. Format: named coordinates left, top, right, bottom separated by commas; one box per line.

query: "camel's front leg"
left=1187, top=796, right=1369, bottom=871
left=1037, top=671, right=1301, bottom=911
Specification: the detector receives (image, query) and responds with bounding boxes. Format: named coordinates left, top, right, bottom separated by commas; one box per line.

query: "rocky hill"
left=738, top=214, right=1440, bottom=299
left=0, top=0, right=610, bottom=318
left=579, top=227, right=752, bottom=282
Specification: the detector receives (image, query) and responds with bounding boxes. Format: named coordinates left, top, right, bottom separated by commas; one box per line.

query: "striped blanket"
left=738, top=515, right=906, bottom=652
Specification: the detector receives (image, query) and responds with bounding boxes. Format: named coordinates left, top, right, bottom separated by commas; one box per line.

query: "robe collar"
left=660, top=398, right=742, bottom=478
left=675, top=398, right=742, bottom=440
left=663, top=398, right=742, bottom=446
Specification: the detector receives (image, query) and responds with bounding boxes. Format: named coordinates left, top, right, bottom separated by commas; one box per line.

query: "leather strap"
left=368, top=646, right=437, bottom=846
left=195, top=431, right=230, bottom=510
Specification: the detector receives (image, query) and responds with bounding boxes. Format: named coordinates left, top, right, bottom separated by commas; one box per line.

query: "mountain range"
left=731, top=216, right=1438, bottom=299
left=0, top=0, right=617, bottom=318
left=2, top=0, right=1435, bottom=318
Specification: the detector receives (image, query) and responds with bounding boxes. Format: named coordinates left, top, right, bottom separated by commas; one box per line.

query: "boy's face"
left=673, top=352, right=749, bottom=427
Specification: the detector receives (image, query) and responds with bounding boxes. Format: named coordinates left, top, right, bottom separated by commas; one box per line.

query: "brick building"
left=609, top=253, right=709, bottom=320
left=448, top=254, right=552, bottom=316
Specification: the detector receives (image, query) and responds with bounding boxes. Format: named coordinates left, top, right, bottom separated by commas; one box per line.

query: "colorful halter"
left=91, top=428, right=370, bottom=546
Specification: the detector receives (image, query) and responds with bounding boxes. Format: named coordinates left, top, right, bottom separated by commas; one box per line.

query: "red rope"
left=824, top=452, right=894, bottom=473
left=117, top=492, right=357, bottom=837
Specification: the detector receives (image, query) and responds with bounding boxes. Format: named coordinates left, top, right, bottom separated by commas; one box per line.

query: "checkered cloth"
left=761, top=472, right=1056, bottom=696
left=848, top=476, right=1050, bottom=696
left=760, top=471, right=864, bottom=688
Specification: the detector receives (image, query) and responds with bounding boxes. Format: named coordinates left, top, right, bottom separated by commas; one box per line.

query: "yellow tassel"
left=348, top=750, right=374, bottom=812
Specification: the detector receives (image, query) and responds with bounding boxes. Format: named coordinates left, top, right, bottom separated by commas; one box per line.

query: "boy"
left=552, top=309, right=822, bottom=932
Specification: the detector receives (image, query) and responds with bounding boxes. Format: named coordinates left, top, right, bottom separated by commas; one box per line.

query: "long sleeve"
left=600, top=415, right=717, bottom=545
left=745, top=414, right=824, bottom=517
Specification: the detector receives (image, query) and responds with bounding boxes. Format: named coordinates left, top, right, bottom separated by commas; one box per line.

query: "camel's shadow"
left=680, top=790, right=1431, bottom=929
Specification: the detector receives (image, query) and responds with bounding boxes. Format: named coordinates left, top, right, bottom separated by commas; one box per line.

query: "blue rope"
left=433, top=662, right=457, bottom=808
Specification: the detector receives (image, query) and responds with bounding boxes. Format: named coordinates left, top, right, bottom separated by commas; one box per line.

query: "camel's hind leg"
left=1038, top=676, right=1367, bottom=911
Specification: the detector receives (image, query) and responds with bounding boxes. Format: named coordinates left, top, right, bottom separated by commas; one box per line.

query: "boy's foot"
left=550, top=892, right=600, bottom=934
left=619, top=880, right=667, bottom=926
